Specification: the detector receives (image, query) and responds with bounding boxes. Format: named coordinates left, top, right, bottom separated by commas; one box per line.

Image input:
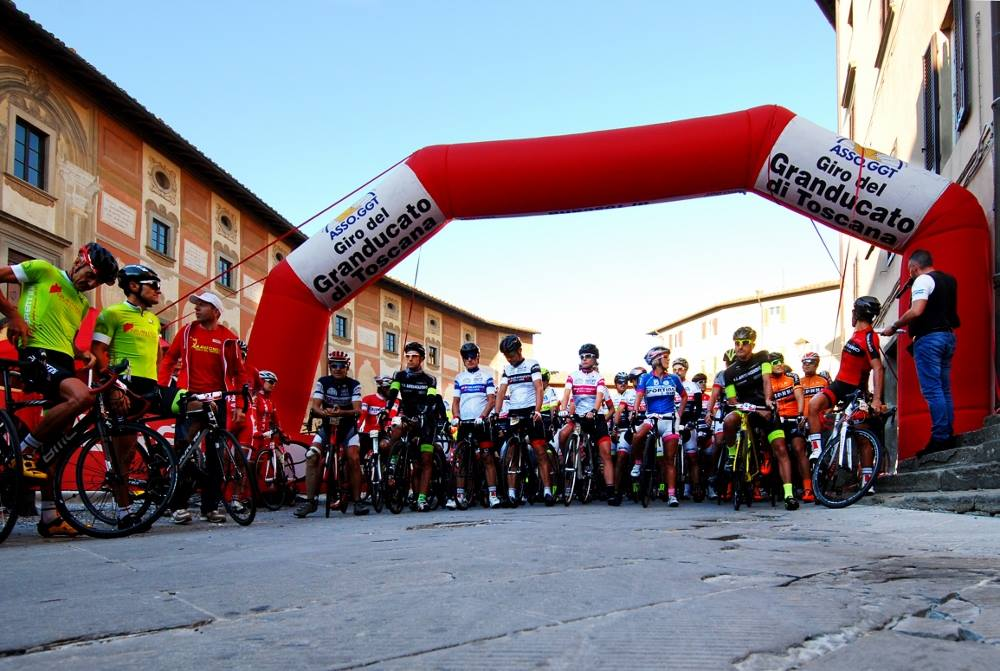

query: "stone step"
left=954, top=421, right=1000, bottom=448
left=861, top=489, right=1000, bottom=516
left=897, top=439, right=1000, bottom=473
left=879, top=462, right=1000, bottom=493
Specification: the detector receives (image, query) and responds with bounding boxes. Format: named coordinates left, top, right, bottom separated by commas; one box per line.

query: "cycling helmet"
left=692, top=373, right=707, bottom=384
left=237, top=339, right=248, bottom=358
left=723, top=348, right=737, bottom=365
left=499, top=335, right=522, bottom=354
left=403, top=341, right=425, bottom=357
left=732, top=326, right=757, bottom=342
left=852, top=296, right=882, bottom=323
left=671, top=357, right=689, bottom=369
left=80, top=242, right=119, bottom=285
left=769, top=352, right=784, bottom=365
left=578, top=343, right=600, bottom=359
left=540, top=367, right=551, bottom=383
left=628, top=366, right=647, bottom=381
left=258, top=370, right=278, bottom=384
left=328, top=350, right=350, bottom=365
left=614, top=371, right=629, bottom=384
left=644, top=346, right=670, bottom=367
left=459, top=342, right=480, bottom=359
left=375, top=375, right=392, bottom=386
left=801, top=351, right=820, bottom=363
left=116, top=264, right=159, bottom=294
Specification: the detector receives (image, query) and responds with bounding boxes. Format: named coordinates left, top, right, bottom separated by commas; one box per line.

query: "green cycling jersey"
left=12, top=259, right=89, bottom=358
left=93, top=301, right=162, bottom=381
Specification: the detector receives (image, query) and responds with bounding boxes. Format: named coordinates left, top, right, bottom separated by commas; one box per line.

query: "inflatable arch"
left=248, top=105, right=992, bottom=459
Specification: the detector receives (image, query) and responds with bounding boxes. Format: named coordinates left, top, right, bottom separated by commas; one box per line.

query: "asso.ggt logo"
left=325, top=191, right=380, bottom=240
left=827, top=139, right=904, bottom=178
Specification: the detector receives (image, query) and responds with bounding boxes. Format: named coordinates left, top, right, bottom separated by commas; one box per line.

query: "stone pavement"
left=1, top=501, right=999, bottom=670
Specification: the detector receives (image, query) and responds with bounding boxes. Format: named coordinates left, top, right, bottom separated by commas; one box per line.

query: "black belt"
left=913, top=327, right=953, bottom=340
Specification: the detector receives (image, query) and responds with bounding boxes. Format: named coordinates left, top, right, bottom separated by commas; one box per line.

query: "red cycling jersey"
left=835, top=327, right=880, bottom=387
left=358, top=393, right=392, bottom=433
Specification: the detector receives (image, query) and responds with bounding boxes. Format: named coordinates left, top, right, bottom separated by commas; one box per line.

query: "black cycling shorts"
left=17, top=347, right=76, bottom=401
left=125, top=376, right=184, bottom=417
left=822, top=379, right=862, bottom=406
left=457, top=421, right=492, bottom=447
left=507, top=408, right=545, bottom=444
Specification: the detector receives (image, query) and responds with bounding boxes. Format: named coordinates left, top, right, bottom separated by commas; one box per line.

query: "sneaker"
left=293, top=499, right=318, bottom=518
left=630, top=464, right=641, bottom=478
left=200, top=510, right=226, bottom=523
left=117, top=512, right=142, bottom=531
left=753, top=487, right=766, bottom=502
left=692, top=485, right=705, bottom=503
left=683, top=483, right=692, bottom=498
left=171, top=509, right=193, bottom=525
left=20, top=456, right=48, bottom=480
left=723, top=455, right=734, bottom=472
left=544, top=491, right=555, bottom=507
left=416, top=498, right=429, bottom=512
left=667, top=495, right=679, bottom=507
left=801, top=489, right=815, bottom=503
left=353, top=501, right=369, bottom=516
left=809, top=446, right=821, bottom=461
left=607, top=493, right=622, bottom=507
left=37, top=517, right=79, bottom=537
left=706, top=483, right=718, bottom=500
left=488, top=494, right=501, bottom=509
left=445, top=498, right=457, bottom=510
left=760, top=455, right=772, bottom=476
left=784, top=496, right=800, bottom=511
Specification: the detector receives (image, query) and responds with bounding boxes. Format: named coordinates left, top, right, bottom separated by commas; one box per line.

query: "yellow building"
left=647, top=281, right=841, bottom=378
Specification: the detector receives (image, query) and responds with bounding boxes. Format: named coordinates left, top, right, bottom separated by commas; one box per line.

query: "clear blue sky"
left=19, top=0, right=841, bottom=376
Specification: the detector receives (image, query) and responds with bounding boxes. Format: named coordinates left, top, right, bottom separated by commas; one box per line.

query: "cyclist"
left=613, top=367, right=646, bottom=451
left=768, top=352, right=813, bottom=502
left=806, top=297, right=887, bottom=487
left=494, top=334, right=555, bottom=505
left=295, top=350, right=364, bottom=517
left=721, top=326, right=799, bottom=511
left=450, top=342, right=500, bottom=509
left=249, top=370, right=286, bottom=453
left=383, top=342, right=441, bottom=512
left=539, top=367, right=560, bottom=433
left=799, top=352, right=831, bottom=407
left=672, top=357, right=705, bottom=502
left=92, top=264, right=191, bottom=530
left=557, top=344, right=615, bottom=503
left=704, top=348, right=737, bottom=499
left=0, top=242, right=119, bottom=537
left=629, top=346, right=687, bottom=507
left=358, top=375, right=392, bottom=456
left=159, top=290, right=247, bottom=524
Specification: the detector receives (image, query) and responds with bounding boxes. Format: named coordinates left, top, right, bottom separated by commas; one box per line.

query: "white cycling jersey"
left=453, top=366, right=496, bottom=421
left=501, top=358, right=542, bottom=411
left=618, top=388, right=637, bottom=411
left=565, top=367, right=606, bottom=415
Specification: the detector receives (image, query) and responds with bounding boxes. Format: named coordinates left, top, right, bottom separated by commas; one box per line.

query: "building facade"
left=648, top=281, right=841, bottom=378
left=823, top=0, right=997, bottom=401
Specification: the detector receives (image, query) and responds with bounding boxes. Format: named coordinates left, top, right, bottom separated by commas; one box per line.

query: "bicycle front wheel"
left=0, top=411, right=23, bottom=543
left=217, top=431, right=257, bottom=525
left=562, top=435, right=578, bottom=506
left=54, top=423, right=177, bottom=538
left=813, top=428, right=882, bottom=509
left=255, top=449, right=284, bottom=511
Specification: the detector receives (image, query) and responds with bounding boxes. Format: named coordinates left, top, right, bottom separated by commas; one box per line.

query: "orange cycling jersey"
left=770, top=372, right=801, bottom=418
left=800, top=372, right=831, bottom=401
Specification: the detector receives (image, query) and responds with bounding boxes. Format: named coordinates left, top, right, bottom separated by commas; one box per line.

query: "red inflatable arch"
left=248, top=105, right=992, bottom=459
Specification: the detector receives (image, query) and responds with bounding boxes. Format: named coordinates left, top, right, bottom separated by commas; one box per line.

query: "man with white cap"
left=158, top=291, right=247, bottom=523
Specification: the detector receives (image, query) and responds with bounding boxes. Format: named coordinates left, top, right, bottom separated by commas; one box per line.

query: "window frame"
left=334, top=314, right=350, bottom=340
left=7, top=110, right=55, bottom=194
left=148, top=215, right=172, bottom=258
left=216, top=254, right=236, bottom=290
left=384, top=330, right=397, bottom=354
left=428, top=345, right=439, bottom=367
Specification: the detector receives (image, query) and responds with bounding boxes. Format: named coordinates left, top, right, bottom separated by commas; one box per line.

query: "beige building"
left=647, top=281, right=841, bottom=378
left=821, top=0, right=997, bottom=394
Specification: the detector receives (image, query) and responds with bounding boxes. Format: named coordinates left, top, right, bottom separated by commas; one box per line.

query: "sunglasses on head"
left=734, top=339, right=754, bottom=347
left=139, top=280, right=161, bottom=291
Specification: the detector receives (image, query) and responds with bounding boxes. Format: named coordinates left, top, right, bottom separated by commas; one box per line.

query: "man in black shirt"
left=881, top=249, right=960, bottom=455
left=384, top=342, right=441, bottom=511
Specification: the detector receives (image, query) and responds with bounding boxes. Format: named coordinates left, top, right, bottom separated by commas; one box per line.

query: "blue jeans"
left=912, top=331, right=956, bottom=441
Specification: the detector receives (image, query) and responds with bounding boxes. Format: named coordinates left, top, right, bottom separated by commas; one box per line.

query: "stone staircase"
left=865, top=414, right=1000, bottom=516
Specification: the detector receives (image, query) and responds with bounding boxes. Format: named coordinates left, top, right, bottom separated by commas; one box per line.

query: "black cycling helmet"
left=852, top=296, right=882, bottom=323
left=769, top=352, right=785, bottom=368
left=540, top=367, right=551, bottom=383
left=403, top=341, right=425, bottom=358
left=614, top=371, right=629, bottom=384
left=628, top=366, right=647, bottom=381
left=732, top=326, right=757, bottom=342
left=723, top=348, right=737, bottom=365
left=671, top=357, right=689, bottom=369
left=81, top=242, right=119, bottom=285
left=578, top=343, right=600, bottom=359
left=459, top=342, right=480, bottom=359
left=117, top=264, right=159, bottom=295
left=692, top=373, right=707, bottom=384
left=499, top=334, right=522, bottom=354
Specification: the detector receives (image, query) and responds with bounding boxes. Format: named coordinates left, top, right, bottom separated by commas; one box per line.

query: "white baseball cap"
left=189, top=292, right=224, bottom=313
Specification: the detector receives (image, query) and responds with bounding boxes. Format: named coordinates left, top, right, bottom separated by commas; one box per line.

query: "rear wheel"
left=813, top=429, right=882, bottom=508
left=324, top=445, right=338, bottom=518
left=0, top=411, right=23, bottom=543
left=502, top=437, right=524, bottom=507
left=217, top=431, right=256, bottom=525
left=368, top=452, right=384, bottom=514
left=640, top=435, right=656, bottom=508
left=455, top=440, right=472, bottom=510
left=255, top=449, right=284, bottom=511
left=386, top=445, right=407, bottom=514
left=54, top=423, right=177, bottom=537
left=562, top=435, right=578, bottom=506
left=577, top=436, right=595, bottom=504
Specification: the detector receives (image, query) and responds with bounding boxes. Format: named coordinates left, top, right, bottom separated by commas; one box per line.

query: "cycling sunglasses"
left=138, top=279, right=161, bottom=291
left=329, top=361, right=349, bottom=370
left=462, top=353, right=479, bottom=361
left=733, top=339, right=754, bottom=347
left=580, top=354, right=597, bottom=360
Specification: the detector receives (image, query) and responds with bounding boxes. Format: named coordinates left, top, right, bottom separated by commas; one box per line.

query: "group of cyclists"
left=0, top=240, right=889, bottom=538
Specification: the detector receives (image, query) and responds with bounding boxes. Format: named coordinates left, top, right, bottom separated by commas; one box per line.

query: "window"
left=464, top=332, right=473, bottom=343
left=335, top=314, right=349, bottom=339
left=13, top=118, right=47, bottom=190
left=765, top=306, right=785, bottom=325
left=428, top=345, right=438, bottom=366
left=922, top=43, right=941, bottom=173
left=951, top=0, right=969, bottom=132
left=217, top=256, right=235, bottom=289
left=384, top=331, right=397, bottom=354
left=150, top=217, right=170, bottom=256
